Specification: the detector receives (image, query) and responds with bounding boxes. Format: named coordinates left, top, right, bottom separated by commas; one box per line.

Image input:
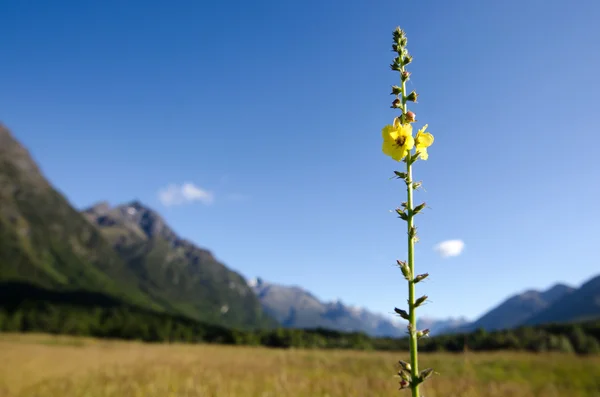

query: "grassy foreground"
left=1, top=333, right=599, bottom=397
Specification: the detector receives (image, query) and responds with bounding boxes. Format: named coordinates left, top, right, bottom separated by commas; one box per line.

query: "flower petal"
left=382, top=141, right=395, bottom=157
left=416, top=132, right=434, bottom=148
left=382, top=125, right=394, bottom=140
left=405, top=135, right=415, bottom=151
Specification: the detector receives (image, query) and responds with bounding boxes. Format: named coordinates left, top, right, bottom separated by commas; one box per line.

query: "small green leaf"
left=395, top=208, right=408, bottom=221
left=420, top=368, right=434, bottom=382
left=413, top=202, right=426, bottom=215
left=393, top=171, right=407, bottom=179
left=414, top=295, right=428, bottom=308
left=394, top=307, right=410, bottom=320
left=414, top=273, right=429, bottom=283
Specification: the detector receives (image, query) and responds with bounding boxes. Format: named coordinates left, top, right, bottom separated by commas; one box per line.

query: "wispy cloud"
left=434, top=239, right=465, bottom=258
left=158, top=183, right=214, bottom=207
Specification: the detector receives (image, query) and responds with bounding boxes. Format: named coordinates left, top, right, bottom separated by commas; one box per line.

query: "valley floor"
left=0, top=333, right=599, bottom=397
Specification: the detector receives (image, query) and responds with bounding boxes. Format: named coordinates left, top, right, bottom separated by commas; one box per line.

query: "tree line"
left=1, top=300, right=598, bottom=355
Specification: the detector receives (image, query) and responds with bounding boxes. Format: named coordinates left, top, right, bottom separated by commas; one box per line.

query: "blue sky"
left=2, top=0, right=599, bottom=322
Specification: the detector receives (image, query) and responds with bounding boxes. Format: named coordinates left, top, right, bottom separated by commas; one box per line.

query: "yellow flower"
left=382, top=123, right=414, bottom=161
left=415, top=124, right=434, bottom=160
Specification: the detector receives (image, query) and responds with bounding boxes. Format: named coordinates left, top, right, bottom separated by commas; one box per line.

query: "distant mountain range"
left=447, top=279, right=600, bottom=334
left=1, top=122, right=599, bottom=337
left=249, top=277, right=469, bottom=337
left=452, top=284, right=575, bottom=333
left=249, top=275, right=600, bottom=337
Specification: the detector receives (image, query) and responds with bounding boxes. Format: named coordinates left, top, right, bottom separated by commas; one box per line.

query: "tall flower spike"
left=380, top=26, right=436, bottom=396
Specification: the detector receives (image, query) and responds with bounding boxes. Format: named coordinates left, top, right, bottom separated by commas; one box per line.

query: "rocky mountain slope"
left=0, top=124, right=157, bottom=309
left=83, top=201, right=275, bottom=329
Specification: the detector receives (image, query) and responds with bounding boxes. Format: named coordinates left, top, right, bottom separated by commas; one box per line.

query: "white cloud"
left=158, top=183, right=214, bottom=207
left=434, top=239, right=465, bottom=258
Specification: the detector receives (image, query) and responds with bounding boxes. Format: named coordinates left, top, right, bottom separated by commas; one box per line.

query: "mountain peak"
left=523, top=274, right=600, bottom=326
left=248, top=277, right=264, bottom=288
left=84, top=200, right=176, bottom=242
left=87, top=201, right=112, bottom=215
left=541, top=283, right=575, bottom=304
left=0, top=123, right=46, bottom=187
left=118, top=201, right=173, bottom=240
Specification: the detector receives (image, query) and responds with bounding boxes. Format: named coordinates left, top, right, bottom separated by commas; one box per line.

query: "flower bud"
left=391, top=98, right=402, bottom=108
left=399, top=380, right=410, bottom=390
left=416, top=329, right=430, bottom=339
left=398, top=360, right=412, bottom=371
left=390, top=85, right=402, bottom=95
left=401, top=71, right=411, bottom=82
left=396, top=259, right=410, bottom=280
left=393, top=27, right=405, bottom=40
left=389, top=62, right=402, bottom=72
left=404, top=111, right=416, bottom=123
left=406, top=90, right=419, bottom=102
left=398, top=370, right=411, bottom=381
left=408, top=226, right=417, bottom=239
left=403, top=54, right=413, bottom=65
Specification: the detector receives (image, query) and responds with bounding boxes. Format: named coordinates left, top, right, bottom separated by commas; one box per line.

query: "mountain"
left=523, top=275, right=600, bottom=326
left=83, top=201, right=275, bottom=329
left=0, top=123, right=274, bottom=330
left=0, top=124, right=159, bottom=309
left=249, top=277, right=403, bottom=336
left=456, top=283, right=576, bottom=332
left=248, top=277, right=468, bottom=337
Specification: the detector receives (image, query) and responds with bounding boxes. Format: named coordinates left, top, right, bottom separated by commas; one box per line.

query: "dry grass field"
left=1, top=333, right=599, bottom=397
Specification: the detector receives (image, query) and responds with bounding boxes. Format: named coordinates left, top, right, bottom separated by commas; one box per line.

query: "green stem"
left=406, top=154, right=419, bottom=397
left=401, top=66, right=420, bottom=397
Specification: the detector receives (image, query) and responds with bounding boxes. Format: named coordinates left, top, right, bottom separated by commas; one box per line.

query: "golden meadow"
left=1, top=333, right=599, bottom=397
